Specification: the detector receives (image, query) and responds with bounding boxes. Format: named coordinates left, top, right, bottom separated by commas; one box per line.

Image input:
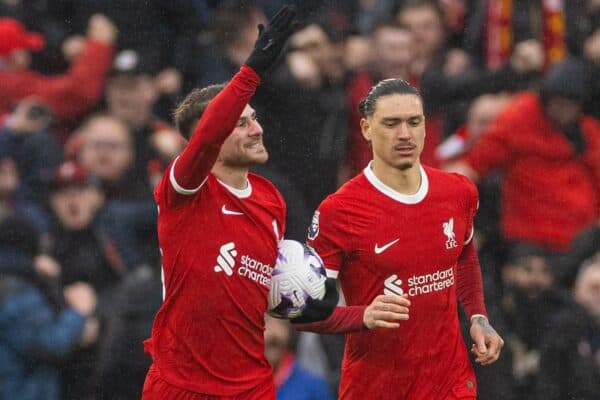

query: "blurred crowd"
left=0, top=0, right=599, bottom=399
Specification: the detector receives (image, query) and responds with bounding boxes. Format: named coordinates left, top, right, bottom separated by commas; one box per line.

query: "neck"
left=212, top=163, right=250, bottom=190
left=371, top=160, right=421, bottom=195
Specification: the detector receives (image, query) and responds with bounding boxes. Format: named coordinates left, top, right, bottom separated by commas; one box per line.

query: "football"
left=268, top=240, right=327, bottom=319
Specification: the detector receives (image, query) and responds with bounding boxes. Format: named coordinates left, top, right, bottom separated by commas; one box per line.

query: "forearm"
left=40, top=40, right=115, bottom=121
left=173, top=65, right=260, bottom=190
left=293, top=305, right=367, bottom=334
left=457, top=242, right=487, bottom=319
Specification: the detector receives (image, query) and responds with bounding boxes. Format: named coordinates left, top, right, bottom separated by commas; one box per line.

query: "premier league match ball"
left=268, top=240, right=327, bottom=319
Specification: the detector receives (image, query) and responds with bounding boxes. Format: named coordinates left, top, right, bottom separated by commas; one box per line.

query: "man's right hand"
left=363, top=294, right=411, bottom=329
left=245, top=5, right=298, bottom=76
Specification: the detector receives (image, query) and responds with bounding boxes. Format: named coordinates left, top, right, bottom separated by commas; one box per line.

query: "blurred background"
left=0, top=1, right=599, bottom=399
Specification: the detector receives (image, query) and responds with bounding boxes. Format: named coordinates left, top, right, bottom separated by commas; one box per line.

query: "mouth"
left=394, top=144, right=416, bottom=156
left=245, top=142, right=265, bottom=151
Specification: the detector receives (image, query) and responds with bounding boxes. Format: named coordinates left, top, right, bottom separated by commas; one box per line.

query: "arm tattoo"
left=473, top=316, right=498, bottom=335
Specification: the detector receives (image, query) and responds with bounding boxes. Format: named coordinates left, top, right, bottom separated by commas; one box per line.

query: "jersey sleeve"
left=455, top=174, right=487, bottom=319
left=306, top=197, right=352, bottom=279
left=456, top=241, right=488, bottom=320
left=157, top=65, right=260, bottom=208
left=293, top=305, right=367, bottom=334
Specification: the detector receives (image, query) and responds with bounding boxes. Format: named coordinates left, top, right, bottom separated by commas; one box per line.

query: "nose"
left=397, top=122, right=411, bottom=140
left=249, top=119, right=263, bottom=137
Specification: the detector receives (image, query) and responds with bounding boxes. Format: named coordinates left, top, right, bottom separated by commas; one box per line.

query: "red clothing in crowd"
left=461, top=93, right=600, bottom=251
left=344, top=71, right=441, bottom=181
left=0, top=40, right=114, bottom=122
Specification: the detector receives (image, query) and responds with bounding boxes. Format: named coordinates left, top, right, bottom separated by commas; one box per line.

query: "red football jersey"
left=307, top=163, right=479, bottom=400
left=149, top=165, right=285, bottom=395
left=144, top=66, right=286, bottom=396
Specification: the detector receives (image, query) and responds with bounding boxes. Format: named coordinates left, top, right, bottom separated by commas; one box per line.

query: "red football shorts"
left=142, top=364, right=276, bottom=400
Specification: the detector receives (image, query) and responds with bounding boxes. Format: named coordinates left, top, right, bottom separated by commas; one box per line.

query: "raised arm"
left=165, top=5, right=298, bottom=203
left=171, top=66, right=261, bottom=194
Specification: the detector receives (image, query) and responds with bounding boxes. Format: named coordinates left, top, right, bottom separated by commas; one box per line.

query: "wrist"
left=470, top=314, right=488, bottom=324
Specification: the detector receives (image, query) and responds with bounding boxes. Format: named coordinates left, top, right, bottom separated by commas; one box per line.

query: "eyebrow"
left=381, top=115, right=423, bottom=122
left=238, top=111, right=256, bottom=122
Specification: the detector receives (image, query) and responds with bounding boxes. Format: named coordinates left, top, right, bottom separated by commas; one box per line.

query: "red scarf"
left=485, top=0, right=566, bottom=70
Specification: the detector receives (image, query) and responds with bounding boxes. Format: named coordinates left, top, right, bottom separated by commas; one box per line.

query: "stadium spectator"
left=436, top=94, right=511, bottom=164
left=500, top=247, right=570, bottom=398
left=535, top=259, right=600, bottom=400
left=46, top=161, right=119, bottom=399
left=75, top=114, right=159, bottom=270
left=0, top=98, right=62, bottom=203
left=44, top=0, right=198, bottom=89
left=0, top=150, right=49, bottom=236
left=76, top=115, right=141, bottom=199
left=548, top=221, right=600, bottom=287
left=448, top=57, right=600, bottom=253
left=396, top=0, right=454, bottom=165
left=463, top=0, right=586, bottom=70
left=93, top=266, right=163, bottom=400
left=253, top=20, right=348, bottom=210
left=293, top=330, right=345, bottom=397
left=105, top=49, right=184, bottom=189
left=196, top=4, right=267, bottom=87
left=47, top=161, right=123, bottom=293
left=264, top=315, right=335, bottom=400
left=582, top=6, right=600, bottom=120
left=0, top=217, right=97, bottom=400
left=397, top=0, right=448, bottom=78
left=0, top=14, right=117, bottom=123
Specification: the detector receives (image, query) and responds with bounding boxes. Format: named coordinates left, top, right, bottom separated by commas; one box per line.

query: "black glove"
left=245, top=5, right=298, bottom=76
left=291, top=278, right=339, bottom=324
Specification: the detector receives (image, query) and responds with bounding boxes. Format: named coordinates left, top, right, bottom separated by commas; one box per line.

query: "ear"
left=360, top=118, right=371, bottom=142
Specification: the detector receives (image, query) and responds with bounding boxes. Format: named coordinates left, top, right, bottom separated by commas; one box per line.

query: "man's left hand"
left=470, top=316, right=504, bottom=365
left=290, top=278, right=339, bottom=323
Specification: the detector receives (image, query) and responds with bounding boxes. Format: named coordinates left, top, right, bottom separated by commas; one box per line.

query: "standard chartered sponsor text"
left=238, top=254, right=272, bottom=287
left=407, top=267, right=454, bottom=296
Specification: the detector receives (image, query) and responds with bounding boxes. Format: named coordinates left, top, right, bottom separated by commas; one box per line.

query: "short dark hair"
left=173, top=83, right=227, bottom=140
left=358, top=79, right=421, bottom=117
left=398, top=0, right=446, bottom=24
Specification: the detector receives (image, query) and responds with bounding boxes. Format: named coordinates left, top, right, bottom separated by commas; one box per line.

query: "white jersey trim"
left=217, top=178, right=252, bottom=198
left=363, top=161, right=429, bottom=204
left=169, top=156, right=206, bottom=195
left=464, top=227, right=475, bottom=245
left=326, top=269, right=339, bottom=279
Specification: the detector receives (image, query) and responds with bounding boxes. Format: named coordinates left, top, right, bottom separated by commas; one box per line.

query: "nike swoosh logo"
left=221, top=205, right=244, bottom=216
left=374, top=238, right=400, bottom=254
